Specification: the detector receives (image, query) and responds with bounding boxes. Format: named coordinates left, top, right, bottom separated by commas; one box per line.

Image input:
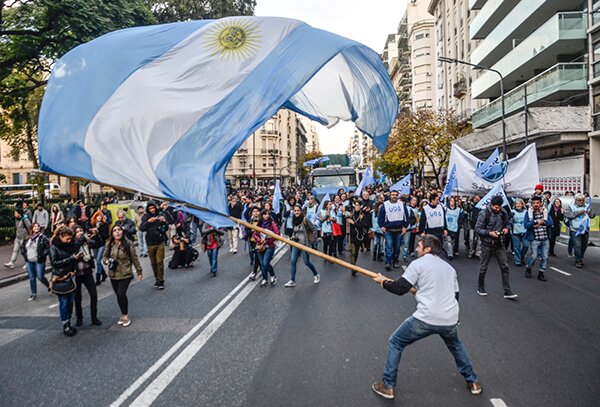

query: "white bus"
left=0, top=183, right=60, bottom=198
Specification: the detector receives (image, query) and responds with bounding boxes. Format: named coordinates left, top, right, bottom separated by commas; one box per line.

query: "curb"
left=0, top=268, right=53, bottom=289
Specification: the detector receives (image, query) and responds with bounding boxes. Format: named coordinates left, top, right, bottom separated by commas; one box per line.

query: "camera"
left=290, top=236, right=300, bottom=243
left=106, top=258, right=118, bottom=271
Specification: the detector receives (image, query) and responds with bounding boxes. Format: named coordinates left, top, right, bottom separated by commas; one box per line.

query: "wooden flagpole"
left=44, top=171, right=381, bottom=279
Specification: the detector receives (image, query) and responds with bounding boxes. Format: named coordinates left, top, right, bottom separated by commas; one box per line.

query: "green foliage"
left=146, top=0, right=256, bottom=23
left=376, top=110, right=471, bottom=185
left=0, top=0, right=155, bottom=167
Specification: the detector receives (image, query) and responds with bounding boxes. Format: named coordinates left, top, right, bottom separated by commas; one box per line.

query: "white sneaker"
left=122, top=316, right=131, bottom=327
left=22, top=265, right=27, bottom=269
left=260, top=279, right=268, bottom=287
left=313, top=274, right=320, bottom=284
left=28, top=294, right=36, bottom=301
left=4, top=262, right=14, bottom=268
left=284, top=280, right=296, bottom=287
left=270, top=275, right=277, bottom=286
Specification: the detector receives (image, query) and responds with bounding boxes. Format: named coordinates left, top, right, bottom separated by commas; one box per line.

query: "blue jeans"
left=527, top=239, right=549, bottom=271
left=258, top=247, right=275, bottom=280
left=57, top=292, right=75, bottom=323
left=384, top=231, right=403, bottom=265
left=26, top=262, right=49, bottom=295
left=402, top=230, right=412, bottom=257
left=137, top=230, right=147, bottom=256
left=94, top=246, right=105, bottom=276
left=207, top=248, right=218, bottom=274
left=383, top=316, right=478, bottom=388
left=570, top=231, right=589, bottom=263
left=511, top=234, right=529, bottom=266
left=290, top=246, right=317, bottom=282
left=372, top=233, right=385, bottom=257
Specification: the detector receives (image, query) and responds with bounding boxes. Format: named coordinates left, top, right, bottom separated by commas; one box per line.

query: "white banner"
left=448, top=143, right=539, bottom=197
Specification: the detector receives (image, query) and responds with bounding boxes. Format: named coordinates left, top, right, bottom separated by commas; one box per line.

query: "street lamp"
left=438, top=56, right=507, bottom=159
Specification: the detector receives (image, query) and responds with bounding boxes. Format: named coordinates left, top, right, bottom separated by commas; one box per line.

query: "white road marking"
left=112, top=244, right=289, bottom=407
left=550, top=267, right=572, bottom=276
left=490, top=398, right=508, bottom=407
left=0, top=328, right=35, bottom=348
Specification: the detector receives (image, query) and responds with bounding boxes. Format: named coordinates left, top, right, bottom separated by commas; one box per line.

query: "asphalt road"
left=0, top=238, right=598, bottom=407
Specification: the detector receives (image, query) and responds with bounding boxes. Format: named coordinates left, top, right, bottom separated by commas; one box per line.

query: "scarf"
left=292, top=213, right=304, bottom=227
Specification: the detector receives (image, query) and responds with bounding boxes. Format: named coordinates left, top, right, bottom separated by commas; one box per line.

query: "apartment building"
left=225, top=109, right=308, bottom=188
left=588, top=0, right=600, bottom=194
left=454, top=0, right=592, bottom=195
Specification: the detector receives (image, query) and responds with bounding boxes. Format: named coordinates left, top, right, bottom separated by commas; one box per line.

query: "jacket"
left=21, top=233, right=50, bottom=264
left=548, top=205, right=564, bottom=235
left=524, top=207, right=553, bottom=241
left=102, top=241, right=142, bottom=280
left=15, top=215, right=32, bottom=240
left=475, top=206, right=510, bottom=247
left=252, top=221, right=280, bottom=249
left=139, top=200, right=168, bottom=245
left=200, top=224, right=225, bottom=249
left=49, top=236, right=84, bottom=278
left=115, top=218, right=137, bottom=241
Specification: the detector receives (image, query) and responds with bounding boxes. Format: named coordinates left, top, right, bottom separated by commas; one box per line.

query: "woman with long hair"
left=103, top=225, right=143, bottom=327
left=49, top=226, right=84, bottom=336
left=22, top=223, right=50, bottom=301
left=252, top=210, right=280, bottom=287
left=71, top=225, right=101, bottom=327
left=346, top=200, right=370, bottom=272
left=284, top=205, right=320, bottom=287
left=548, top=198, right=564, bottom=257
left=50, top=204, right=64, bottom=233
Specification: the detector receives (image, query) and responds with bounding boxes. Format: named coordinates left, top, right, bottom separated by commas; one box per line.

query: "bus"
left=310, top=166, right=357, bottom=199
left=0, top=183, right=61, bottom=198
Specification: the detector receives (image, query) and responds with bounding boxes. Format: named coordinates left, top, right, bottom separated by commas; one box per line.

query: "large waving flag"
left=303, top=156, right=330, bottom=167
left=272, top=180, right=283, bottom=215
left=37, top=17, right=398, bottom=226
left=476, top=183, right=509, bottom=209
left=389, top=174, right=411, bottom=195
left=476, top=148, right=501, bottom=179
left=440, top=164, right=457, bottom=202
left=355, top=167, right=375, bottom=195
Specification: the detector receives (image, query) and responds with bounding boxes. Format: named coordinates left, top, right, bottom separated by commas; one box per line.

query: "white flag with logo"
left=448, top=143, right=539, bottom=197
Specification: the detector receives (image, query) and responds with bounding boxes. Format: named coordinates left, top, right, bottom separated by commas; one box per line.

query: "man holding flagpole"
left=565, top=194, right=596, bottom=268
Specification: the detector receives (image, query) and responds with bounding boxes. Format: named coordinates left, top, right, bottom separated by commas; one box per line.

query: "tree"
left=146, top=0, right=256, bottom=23
left=375, top=109, right=471, bottom=186
left=0, top=0, right=155, bottom=170
left=297, top=150, right=323, bottom=179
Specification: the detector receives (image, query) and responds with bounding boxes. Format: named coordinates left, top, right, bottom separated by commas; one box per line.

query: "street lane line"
left=112, top=244, right=288, bottom=407
left=550, top=267, right=572, bottom=276
left=490, top=398, right=508, bottom=407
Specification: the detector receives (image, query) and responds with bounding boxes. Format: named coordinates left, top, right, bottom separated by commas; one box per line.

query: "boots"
left=538, top=271, right=547, bottom=282
left=525, top=267, right=532, bottom=279
left=372, top=251, right=377, bottom=261
left=95, top=274, right=102, bottom=286
left=101, top=271, right=107, bottom=281
left=63, top=322, right=77, bottom=337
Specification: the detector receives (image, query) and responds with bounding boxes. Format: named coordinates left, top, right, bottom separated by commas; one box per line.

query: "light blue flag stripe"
left=38, top=21, right=210, bottom=181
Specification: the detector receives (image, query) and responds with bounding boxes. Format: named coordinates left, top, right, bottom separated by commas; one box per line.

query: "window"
left=12, top=173, right=21, bottom=184
left=594, top=94, right=600, bottom=114
left=594, top=42, right=600, bottom=62
left=415, top=31, right=430, bottom=40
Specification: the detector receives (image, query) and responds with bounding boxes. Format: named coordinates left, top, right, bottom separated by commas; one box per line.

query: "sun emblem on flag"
left=205, top=19, right=262, bottom=61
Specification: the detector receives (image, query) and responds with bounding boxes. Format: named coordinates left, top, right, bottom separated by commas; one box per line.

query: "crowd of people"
left=2, top=181, right=596, bottom=336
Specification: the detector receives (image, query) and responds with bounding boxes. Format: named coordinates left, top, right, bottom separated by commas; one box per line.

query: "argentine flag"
left=38, top=17, right=398, bottom=226
left=389, top=174, right=411, bottom=195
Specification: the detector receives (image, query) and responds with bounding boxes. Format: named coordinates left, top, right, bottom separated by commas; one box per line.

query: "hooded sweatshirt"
left=140, top=200, right=168, bottom=245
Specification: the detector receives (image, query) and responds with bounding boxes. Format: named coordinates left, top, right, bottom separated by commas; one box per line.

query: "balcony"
left=472, top=12, right=587, bottom=99
left=470, top=0, right=519, bottom=40
left=453, top=78, right=468, bottom=98
left=470, top=0, right=583, bottom=67
left=400, top=75, right=412, bottom=86
left=472, top=63, right=588, bottom=129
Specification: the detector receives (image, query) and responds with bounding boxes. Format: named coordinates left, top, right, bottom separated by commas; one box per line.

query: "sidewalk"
left=0, top=243, right=39, bottom=288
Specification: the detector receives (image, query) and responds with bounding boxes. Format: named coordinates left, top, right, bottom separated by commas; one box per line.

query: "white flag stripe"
left=85, top=17, right=302, bottom=194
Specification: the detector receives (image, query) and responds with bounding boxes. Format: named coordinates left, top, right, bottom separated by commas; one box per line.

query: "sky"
left=255, top=0, right=408, bottom=154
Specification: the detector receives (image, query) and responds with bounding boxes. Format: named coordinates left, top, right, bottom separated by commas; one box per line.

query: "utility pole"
left=438, top=56, right=507, bottom=159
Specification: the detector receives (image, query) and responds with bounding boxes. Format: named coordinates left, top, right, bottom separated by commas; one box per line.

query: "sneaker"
left=270, top=275, right=277, bottom=286
left=249, top=271, right=257, bottom=281
left=313, top=274, right=320, bottom=284
left=28, top=294, right=36, bottom=301
left=63, top=322, right=77, bottom=337
left=91, top=319, right=102, bottom=326
left=118, top=315, right=125, bottom=325
left=467, top=382, right=482, bottom=395
left=122, top=316, right=131, bottom=327
left=75, top=319, right=83, bottom=327
left=371, top=382, right=394, bottom=400
left=284, top=280, right=296, bottom=287
left=503, top=290, right=518, bottom=299
left=260, top=279, right=268, bottom=287
left=4, top=262, right=14, bottom=269
left=153, top=281, right=159, bottom=288
left=402, top=256, right=407, bottom=263
left=233, top=249, right=237, bottom=254
left=575, top=262, right=583, bottom=268
left=393, top=261, right=401, bottom=268
left=157, top=282, right=165, bottom=290
left=384, top=263, right=391, bottom=271
left=22, top=265, right=26, bottom=269
left=477, top=288, right=488, bottom=296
